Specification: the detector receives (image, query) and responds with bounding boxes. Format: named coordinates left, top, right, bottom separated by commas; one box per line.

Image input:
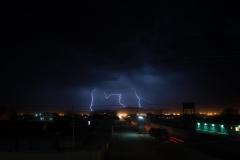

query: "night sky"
left=1, top=1, right=240, bottom=112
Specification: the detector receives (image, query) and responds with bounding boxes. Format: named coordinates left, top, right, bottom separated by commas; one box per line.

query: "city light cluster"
left=199, top=112, right=220, bottom=115
left=165, top=113, right=180, bottom=115
left=58, top=113, right=64, bottom=116
left=118, top=113, right=127, bottom=118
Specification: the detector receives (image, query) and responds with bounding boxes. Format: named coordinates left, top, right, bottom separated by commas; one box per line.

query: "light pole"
left=72, top=105, right=75, bottom=160
left=138, top=116, right=144, bottom=135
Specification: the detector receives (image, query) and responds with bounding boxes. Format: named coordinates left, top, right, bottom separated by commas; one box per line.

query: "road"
left=108, top=120, right=218, bottom=160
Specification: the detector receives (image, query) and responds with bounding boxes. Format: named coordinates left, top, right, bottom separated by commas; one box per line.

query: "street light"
left=138, top=116, right=144, bottom=135
left=138, top=116, right=144, bottom=126
left=138, top=116, right=143, bottom=119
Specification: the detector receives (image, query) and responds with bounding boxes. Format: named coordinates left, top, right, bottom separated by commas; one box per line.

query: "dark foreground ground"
left=108, top=119, right=218, bottom=160
left=187, top=133, right=240, bottom=160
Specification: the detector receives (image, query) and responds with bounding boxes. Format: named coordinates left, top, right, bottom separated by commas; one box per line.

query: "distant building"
left=37, top=112, right=57, bottom=121
left=196, top=115, right=240, bottom=135
left=0, top=108, right=16, bottom=121
left=17, top=112, right=57, bottom=122
left=222, top=108, right=238, bottom=115
left=91, top=110, right=117, bottom=116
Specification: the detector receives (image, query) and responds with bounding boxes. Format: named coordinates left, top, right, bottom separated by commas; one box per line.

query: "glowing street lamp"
left=138, top=116, right=144, bottom=126
left=138, top=116, right=144, bottom=135
left=138, top=116, right=143, bottom=119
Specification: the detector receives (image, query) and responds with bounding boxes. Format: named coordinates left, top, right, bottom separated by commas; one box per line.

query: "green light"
left=204, top=123, right=207, bottom=125
left=221, top=125, right=224, bottom=127
left=197, top=123, right=200, bottom=125
left=212, top=124, right=215, bottom=126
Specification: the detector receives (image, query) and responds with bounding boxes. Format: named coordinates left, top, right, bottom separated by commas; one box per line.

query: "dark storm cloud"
left=1, top=0, right=240, bottom=111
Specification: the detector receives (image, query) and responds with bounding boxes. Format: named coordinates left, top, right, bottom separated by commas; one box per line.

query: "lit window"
left=235, top=127, right=239, bottom=131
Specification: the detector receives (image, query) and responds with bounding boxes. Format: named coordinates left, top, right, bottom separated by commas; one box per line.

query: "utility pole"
left=143, top=117, right=144, bottom=136
left=72, top=105, right=75, bottom=160
left=160, top=109, right=162, bottom=130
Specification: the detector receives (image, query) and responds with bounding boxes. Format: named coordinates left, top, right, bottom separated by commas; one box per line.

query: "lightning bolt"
left=131, top=88, right=150, bottom=108
left=104, top=90, right=125, bottom=107
left=90, top=88, right=96, bottom=111
left=131, top=88, right=141, bottom=108
left=141, top=98, right=151, bottom=103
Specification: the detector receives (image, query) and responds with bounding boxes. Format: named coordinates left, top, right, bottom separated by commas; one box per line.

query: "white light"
left=138, top=116, right=143, bottom=119
left=88, top=121, right=90, bottom=125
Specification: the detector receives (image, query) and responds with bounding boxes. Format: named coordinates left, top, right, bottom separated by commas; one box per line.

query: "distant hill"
left=116, top=106, right=180, bottom=114
left=0, top=108, right=16, bottom=121
left=116, top=106, right=144, bottom=114
left=64, top=106, right=182, bottom=115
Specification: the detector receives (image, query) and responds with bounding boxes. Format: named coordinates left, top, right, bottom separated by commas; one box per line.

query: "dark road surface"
left=108, top=120, right=218, bottom=160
